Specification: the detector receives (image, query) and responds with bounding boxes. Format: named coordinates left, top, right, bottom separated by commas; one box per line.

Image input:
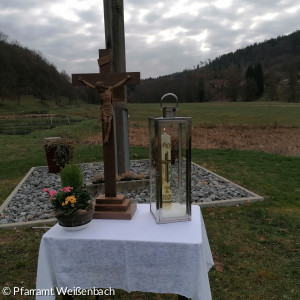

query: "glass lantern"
left=149, top=93, right=192, bottom=223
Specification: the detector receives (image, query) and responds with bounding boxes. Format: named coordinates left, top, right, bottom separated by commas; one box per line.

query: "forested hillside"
left=0, top=32, right=80, bottom=105
left=1, top=30, right=299, bottom=105
left=129, top=30, right=300, bottom=103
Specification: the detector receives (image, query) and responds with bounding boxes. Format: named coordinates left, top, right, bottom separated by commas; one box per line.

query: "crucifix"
left=72, top=49, right=140, bottom=219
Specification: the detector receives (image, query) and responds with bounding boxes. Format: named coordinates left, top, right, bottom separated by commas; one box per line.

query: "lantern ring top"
left=160, top=93, right=178, bottom=110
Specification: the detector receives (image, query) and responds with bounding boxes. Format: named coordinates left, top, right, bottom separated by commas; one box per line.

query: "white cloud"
left=163, top=1, right=208, bottom=18
left=49, top=4, right=79, bottom=22
left=159, top=27, right=188, bottom=42
left=232, top=22, right=242, bottom=30
left=157, top=2, right=164, bottom=9
left=214, top=0, right=232, bottom=9
left=189, top=30, right=208, bottom=43
left=254, top=12, right=279, bottom=22
left=285, top=4, right=300, bottom=13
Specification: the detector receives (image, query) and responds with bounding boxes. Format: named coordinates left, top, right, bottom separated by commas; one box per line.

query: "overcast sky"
left=0, top=0, right=299, bottom=79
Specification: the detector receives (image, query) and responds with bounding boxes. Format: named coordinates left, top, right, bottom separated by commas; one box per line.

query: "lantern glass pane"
left=149, top=117, right=191, bottom=223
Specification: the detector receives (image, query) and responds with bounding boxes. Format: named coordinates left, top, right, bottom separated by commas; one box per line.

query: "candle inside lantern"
left=161, top=128, right=172, bottom=208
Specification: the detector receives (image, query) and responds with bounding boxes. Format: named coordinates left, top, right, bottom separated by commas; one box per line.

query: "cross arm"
left=72, top=72, right=140, bottom=87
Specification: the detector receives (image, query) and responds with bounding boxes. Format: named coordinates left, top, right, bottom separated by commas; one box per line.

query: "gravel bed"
left=0, top=160, right=253, bottom=225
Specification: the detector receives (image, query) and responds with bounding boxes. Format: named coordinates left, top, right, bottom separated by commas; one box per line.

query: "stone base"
left=93, top=195, right=137, bottom=220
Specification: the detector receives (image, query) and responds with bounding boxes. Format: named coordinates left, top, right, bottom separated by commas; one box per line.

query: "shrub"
left=60, top=164, right=84, bottom=190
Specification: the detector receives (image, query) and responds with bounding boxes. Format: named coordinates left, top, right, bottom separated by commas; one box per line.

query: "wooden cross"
left=72, top=49, right=140, bottom=198
left=104, top=0, right=129, bottom=176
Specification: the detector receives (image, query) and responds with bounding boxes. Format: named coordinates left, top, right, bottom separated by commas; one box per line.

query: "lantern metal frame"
left=149, top=94, right=192, bottom=223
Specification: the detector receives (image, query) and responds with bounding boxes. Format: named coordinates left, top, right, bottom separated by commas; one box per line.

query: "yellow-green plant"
left=60, top=164, right=84, bottom=190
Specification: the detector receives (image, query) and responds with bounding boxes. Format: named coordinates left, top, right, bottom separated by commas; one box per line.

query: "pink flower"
left=49, top=190, right=57, bottom=196
left=43, top=188, right=49, bottom=192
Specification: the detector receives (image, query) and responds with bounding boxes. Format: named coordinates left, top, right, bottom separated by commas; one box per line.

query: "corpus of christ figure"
left=78, top=75, right=131, bottom=143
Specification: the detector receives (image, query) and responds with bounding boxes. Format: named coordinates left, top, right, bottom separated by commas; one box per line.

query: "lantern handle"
left=160, top=93, right=178, bottom=110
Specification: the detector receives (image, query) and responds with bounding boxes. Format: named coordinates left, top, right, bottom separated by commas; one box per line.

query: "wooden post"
left=103, top=0, right=129, bottom=175
left=103, top=112, right=117, bottom=197
left=98, top=49, right=116, bottom=197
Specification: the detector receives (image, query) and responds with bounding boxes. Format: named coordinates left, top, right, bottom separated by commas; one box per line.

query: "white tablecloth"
left=36, top=204, right=214, bottom=300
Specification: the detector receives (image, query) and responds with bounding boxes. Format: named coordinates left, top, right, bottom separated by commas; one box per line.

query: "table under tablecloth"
left=36, top=204, right=214, bottom=300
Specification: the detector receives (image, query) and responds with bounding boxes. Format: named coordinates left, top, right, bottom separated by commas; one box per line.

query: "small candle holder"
left=149, top=93, right=192, bottom=223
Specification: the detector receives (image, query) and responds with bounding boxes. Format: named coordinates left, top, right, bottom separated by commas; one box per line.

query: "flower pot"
left=45, top=144, right=61, bottom=173
left=43, top=137, right=74, bottom=174
left=56, top=207, right=95, bottom=229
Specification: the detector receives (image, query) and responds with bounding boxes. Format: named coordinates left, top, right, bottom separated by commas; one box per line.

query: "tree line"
left=1, top=30, right=299, bottom=105
left=128, top=30, right=300, bottom=103
left=0, top=32, right=101, bottom=105
left=0, top=32, right=77, bottom=104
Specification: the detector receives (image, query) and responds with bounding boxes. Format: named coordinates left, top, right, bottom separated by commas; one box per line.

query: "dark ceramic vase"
left=56, top=207, right=94, bottom=228
left=45, top=145, right=61, bottom=174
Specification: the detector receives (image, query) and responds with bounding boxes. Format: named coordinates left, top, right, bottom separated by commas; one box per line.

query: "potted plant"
left=44, top=164, right=94, bottom=229
left=44, top=137, right=75, bottom=173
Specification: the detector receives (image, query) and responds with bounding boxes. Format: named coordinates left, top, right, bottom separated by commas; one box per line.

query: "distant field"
left=128, top=102, right=300, bottom=156
left=128, top=102, right=300, bottom=127
left=0, top=95, right=95, bottom=115
left=0, top=96, right=98, bottom=136
left=1, top=97, right=300, bottom=127
left=1, top=99, right=299, bottom=158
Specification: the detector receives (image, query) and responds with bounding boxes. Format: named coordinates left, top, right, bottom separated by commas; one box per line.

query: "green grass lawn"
left=129, top=102, right=300, bottom=127
left=0, top=100, right=299, bottom=299
left=194, top=150, right=300, bottom=299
